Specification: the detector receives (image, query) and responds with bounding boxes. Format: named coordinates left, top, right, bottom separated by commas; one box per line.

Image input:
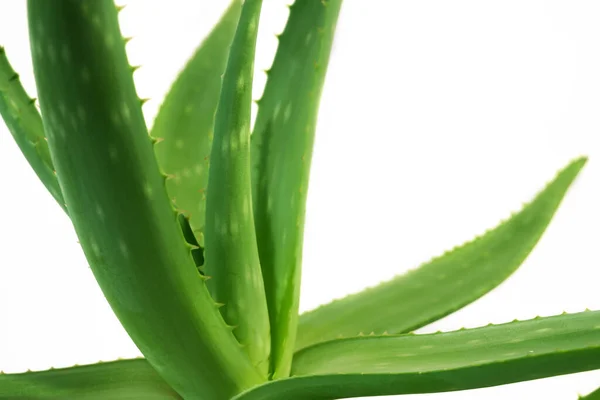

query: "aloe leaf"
left=234, top=311, right=600, bottom=399
left=0, top=359, right=180, bottom=399
left=0, top=46, right=65, bottom=211
left=27, top=1, right=261, bottom=398
left=204, top=0, right=270, bottom=377
left=296, top=157, right=586, bottom=350
left=152, top=0, right=242, bottom=248
left=251, top=0, right=343, bottom=379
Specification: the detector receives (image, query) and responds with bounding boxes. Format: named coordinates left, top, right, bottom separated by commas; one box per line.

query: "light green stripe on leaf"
left=152, top=0, right=242, bottom=249
left=296, top=157, right=587, bottom=350
left=251, top=0, right=343, bottom=379
left=27, top=1, right=261, bottom=398
left=234, top=311, right=600, bottom=399
left=0, top=47, right=65, bottom=211
left=0, top=359, right=180, bottom=399
left=204, top=0, right=270, bottom=377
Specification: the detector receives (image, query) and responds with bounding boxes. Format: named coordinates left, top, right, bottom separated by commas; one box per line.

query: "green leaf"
left=204, top=0, right=270, bottom=377
left=296, top=157, right=587, bottom=350
left=251, top=0, right=343, bottom=379
left=152, top=0, right=242, bottom=248
left=27, top=1, right=261, bottom=398
left=0, top=359, right=180, bottom=399
left=0, top=46, right=65, bottom=211
left=235, top=311, right=600, bottom=400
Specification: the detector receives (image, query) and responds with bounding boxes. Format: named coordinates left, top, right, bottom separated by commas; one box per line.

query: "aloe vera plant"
left=0, top=0, right=599, bottom=399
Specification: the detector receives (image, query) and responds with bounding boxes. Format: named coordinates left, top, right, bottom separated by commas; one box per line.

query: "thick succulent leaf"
left=0, top=359, right=180, bottom=399
left=251, top=0, right=343, bottom=378
left=296, top=157, right=586, bottom=350
left=152, top=0, right=241, bottom=248
left=27, top=1, right=261, bottom=398
left=234, top=311, right=600, bottom=399
left=0, top=47, right=65, bottom=211
left=204, top=0, right=270, bottom=377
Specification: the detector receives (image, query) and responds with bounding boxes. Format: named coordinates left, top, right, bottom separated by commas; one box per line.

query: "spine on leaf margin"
left=204, top=0, right=271, bottom=377
left=27, top=1, right=262, bottom=398
left=251, top=0, right=343, bottom=379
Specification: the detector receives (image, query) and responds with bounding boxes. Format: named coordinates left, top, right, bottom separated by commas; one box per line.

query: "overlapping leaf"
left=0, top=47, right=64, bottom=210
left=27, top=1, right=261, bottom=398
left=203, top=0, right=270, bottom=376
left=236, top=311, right=600, bottom=399
left=251, top=0, right=343, bottom=378
left=296, top=157, right=586, bottom=350
left=153, top=0, right=241, bottom=249
left=0, top=359, right=179, bottom=399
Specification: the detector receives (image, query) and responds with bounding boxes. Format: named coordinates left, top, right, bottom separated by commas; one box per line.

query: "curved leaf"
left=152, top=0, right=242, bottom=248
left=235, top=311, right=600, bottom=399
left=204, top=0, right=270, bottom=376
left=0, top=359, right=180, bottom=399
left=0, top=47, right=65, bottom=211
left=251, top=0, right=343, bottom=378
left=27, top=1, right=261, bottom=398
left=296, top=157, right=586, bottom=350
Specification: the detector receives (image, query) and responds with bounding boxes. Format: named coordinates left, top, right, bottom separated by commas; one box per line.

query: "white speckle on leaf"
left=273, top=102, right=281, bottom=119
left=183, top=168, right=191, bottom=178
left=284, top=103, right=292, bottom=122
left=119, top=239, right=129, bottom=258
left=175, top=139, right=184, bottom=149
left=237, top=76, right=245, bottom=92
left=221, top=139, right=229, bottom=155
left=143, top=182, right=153, bottom=198
left=184, top=104, right=194, bottom=114
left=90, top=240, right=101, bottom=258
left=194, top=163, right=203, bottom=176
left=305, top=32, right=313, bottom=45
left=92, top=14, right=102, bottom=28
left=121, top=102, right=131, bottom=121
left=95, top=204, right=105, bottom=221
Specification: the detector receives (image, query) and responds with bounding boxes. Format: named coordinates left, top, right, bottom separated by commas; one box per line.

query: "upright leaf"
left=235, top=311, right=600, bottom=399
left=0, top=359, right=179, bottom=399
left=204, top=0, right=270, bottom=377
left=0, top=47, right=65, bottom=210
left=152, top=0, right=242, bottom=248
left=296, top=157, right=586, bottom=350
left=251, top=0, right=343, bottom=378
left=27, top=1, right=261, bottom=398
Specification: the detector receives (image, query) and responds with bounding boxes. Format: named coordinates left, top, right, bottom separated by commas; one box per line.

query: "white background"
left=1, top=1, right=600, bottom=399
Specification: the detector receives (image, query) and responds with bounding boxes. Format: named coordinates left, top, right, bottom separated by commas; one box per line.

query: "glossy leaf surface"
left=236, top=311, right=600, bottom=399
left=0, top=359, right=180, bottom=400
left=297, top=157, right=586, bottom=350
left=251, top=0, right=343, bottom=378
